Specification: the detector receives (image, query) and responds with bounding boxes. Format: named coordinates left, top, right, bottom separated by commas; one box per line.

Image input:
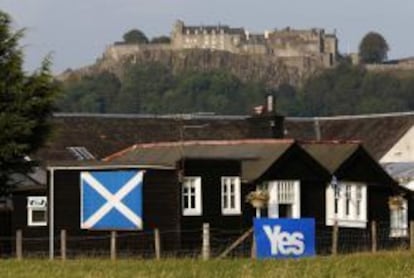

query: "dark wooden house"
left=301, top=141, right=410, bottom=252
left=5, top=139, right=406, bottom=256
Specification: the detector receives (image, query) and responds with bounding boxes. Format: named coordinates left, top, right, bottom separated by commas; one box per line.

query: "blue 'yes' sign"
left=254, top=218, right=315, bottom=259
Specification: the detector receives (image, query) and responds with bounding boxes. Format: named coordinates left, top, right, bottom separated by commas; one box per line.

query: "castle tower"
left=171, top=20, right=185, bottom=49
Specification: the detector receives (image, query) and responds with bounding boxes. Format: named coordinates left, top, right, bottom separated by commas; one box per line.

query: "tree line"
left=59, top=30, right=410, bottom=116
left=58, top=63, right=269, bottom=115
left=58, top=61, right=414, bottom=117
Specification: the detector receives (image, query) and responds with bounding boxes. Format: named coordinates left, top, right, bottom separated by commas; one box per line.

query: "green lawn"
left=1, top=251, right=413, bottom=278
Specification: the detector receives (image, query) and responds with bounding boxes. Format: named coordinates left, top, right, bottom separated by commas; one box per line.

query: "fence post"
left=251, top=234, right=257, bottom=259
left=110, top=231, right=116, bottom=260
left=410, top=221, right=414, bottom=251
left=60, top=229, right=66, bottom=260
left=154, top=228, right=161, bottom=260
left=202, top=223, right=210, bottom=260
left=371, top=221, right=377, bottom=253
left=332, top=221, right=338, bottom=255
left=16, top=230, right=22, bottom=260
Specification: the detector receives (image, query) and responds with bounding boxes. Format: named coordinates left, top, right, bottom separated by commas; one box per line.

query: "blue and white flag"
left=81, top=170, right=144, bottom=230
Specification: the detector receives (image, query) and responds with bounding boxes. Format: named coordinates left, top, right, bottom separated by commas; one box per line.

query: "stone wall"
left=102, top=21, right=338, bottom=68
left=103, top=43, right=172, bottom=62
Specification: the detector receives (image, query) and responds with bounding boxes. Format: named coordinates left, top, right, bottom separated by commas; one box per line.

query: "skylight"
left=66, top=146, right=95, bottom=160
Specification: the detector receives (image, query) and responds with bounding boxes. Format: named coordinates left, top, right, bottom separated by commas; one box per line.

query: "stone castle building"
left=103, top=20, right=338, bottom=69
left=171, top=20, right=338, bottom=67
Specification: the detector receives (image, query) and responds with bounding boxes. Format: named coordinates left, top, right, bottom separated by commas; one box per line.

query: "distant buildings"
left=171, top=20, right=338, bottom=67
left=103, top=20, right=339, bottom=69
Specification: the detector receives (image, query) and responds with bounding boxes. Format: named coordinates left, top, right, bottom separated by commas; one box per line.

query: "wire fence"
left=0, top=220, right=412, bottom=260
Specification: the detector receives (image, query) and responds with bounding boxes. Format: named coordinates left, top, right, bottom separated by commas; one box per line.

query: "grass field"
left=1, top=251, right=414, bottom=278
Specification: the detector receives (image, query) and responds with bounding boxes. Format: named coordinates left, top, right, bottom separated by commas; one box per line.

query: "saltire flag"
left=81, top=170, right=144, bottom=230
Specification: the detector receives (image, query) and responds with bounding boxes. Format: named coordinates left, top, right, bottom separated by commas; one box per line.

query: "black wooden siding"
left=5, top=146, right=402, bottom=255
left=9, top=168, right=180, bottom=256
left=180, top=159, right=256, bottom=252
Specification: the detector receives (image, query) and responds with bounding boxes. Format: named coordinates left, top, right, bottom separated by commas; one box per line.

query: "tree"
left=358, top=32, right=389, bottom=64
left=122, top=29, right=149, bottom=44
left=0, top=11, right=59, bottom=195
left=150, top=36, right=171, bottom=44
left=58, top=71, right=121, bottom=113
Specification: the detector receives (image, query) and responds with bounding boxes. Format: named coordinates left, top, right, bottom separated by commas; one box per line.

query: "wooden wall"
left=10, top=168, right=180, bottom=256
left=180, top=159, right=256, bottom=252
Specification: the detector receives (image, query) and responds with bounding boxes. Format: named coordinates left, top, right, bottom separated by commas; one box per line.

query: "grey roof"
left=300, top=142, right=360, bottom=174
left=383, top=162, right=414, bottom=179
left=10, top=167, right=47, bottom=191
left=105, top=139, right=295, bottom=182
left=36, top=113, right=280, bottom=161
left=285, top=112, right=414, bottom=160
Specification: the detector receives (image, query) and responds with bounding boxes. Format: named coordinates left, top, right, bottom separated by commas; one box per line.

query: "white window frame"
left=221, top=176, right=241, bottom=215
left=182, top=176, right=202, bottom=216
left=27, top=196, right=47, bottom=227
left=326, top=182, right=367, bottom=228
left=390, top=199, right=408, bottom=238
left=267, top=180, right=300, bottom=218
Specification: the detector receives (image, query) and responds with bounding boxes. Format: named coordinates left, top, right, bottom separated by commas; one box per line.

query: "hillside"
left=57, top=48, right=414, bottom=117
left=59, top=47, right=324, bottom=89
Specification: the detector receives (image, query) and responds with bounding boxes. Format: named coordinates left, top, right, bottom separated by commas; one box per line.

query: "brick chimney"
left=247, top=93, right=285, bottom=139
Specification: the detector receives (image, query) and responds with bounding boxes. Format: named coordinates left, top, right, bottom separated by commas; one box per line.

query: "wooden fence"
left=7, top=220, right=414, bottom=260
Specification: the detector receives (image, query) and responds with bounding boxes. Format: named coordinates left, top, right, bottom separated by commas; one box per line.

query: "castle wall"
left=171, top=27, right=244, bottom=53
left=103, top=44, right=172, bottom=61
left=103, top=21, right=338, bottom=69
left=366, top=63, right=414, bottom=71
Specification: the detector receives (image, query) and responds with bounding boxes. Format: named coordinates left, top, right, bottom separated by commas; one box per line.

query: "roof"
left=105, top=139, right=295, bottom=182
left=35, top=113, right=282, bottom=161
left=300, top=141, right=360, bottom=173
left=9, top=167, right=47, bottom=191
left=285, top=112, right=414, bottom=160
left=182, top=25, right=245, bottom=36
left=383, top=162, right=414, bottom=180
left=35, top=111, right=414, bottom=164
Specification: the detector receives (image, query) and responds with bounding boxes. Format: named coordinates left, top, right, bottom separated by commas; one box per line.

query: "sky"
left=1, top=0, right=413, bottom=74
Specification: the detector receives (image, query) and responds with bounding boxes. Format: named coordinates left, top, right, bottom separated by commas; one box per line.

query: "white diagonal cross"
left=81, top=171, right=143, bottom=229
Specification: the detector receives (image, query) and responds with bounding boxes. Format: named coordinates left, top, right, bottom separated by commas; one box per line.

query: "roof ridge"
left=53, top=113, right=248, bottom=120
left=287, top=111, right=414, bottom=121
left=299, top=140, right=362, bottom=144
left=103, top=139, right=295, bottom=162
left=137, top=139, right=294, bottom=148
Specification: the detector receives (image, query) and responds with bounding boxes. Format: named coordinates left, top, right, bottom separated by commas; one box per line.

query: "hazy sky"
left=1, top=0, right=413, bottom=73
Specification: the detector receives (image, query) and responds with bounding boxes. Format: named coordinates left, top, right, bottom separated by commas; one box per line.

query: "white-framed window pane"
left=27, top=196, right=47, bottom=227
left=267, top=180, right=300, bottom=219
left=390, top=199, right=408, bottom=237
left=356, top=186, right=362, bottom=217
left=182, top=177, right=202, bottom=216
left=221, top=177, right=241, bottom=215
left=326, top=182, right=367, bottom=228
left=345, top=185, right=351, bottom=216
left=32, top=210, right=47, bottom=222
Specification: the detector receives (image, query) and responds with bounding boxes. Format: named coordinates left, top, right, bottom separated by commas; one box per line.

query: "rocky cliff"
left=58, top=47, right=326, bottom=89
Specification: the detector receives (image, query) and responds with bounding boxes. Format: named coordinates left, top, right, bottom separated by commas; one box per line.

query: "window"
left=390, top=198, right=408, bottom=238
left=345, top=185, right=352, bottom=216
left=27, top=196, right=47, bottom=226
left=267, top=180, right=300, bottom=218
left=182, top=177, right=202, bottom=216
left=326, top=182, right=367, bottom=228
left=221, top=177, right=241, bottom=215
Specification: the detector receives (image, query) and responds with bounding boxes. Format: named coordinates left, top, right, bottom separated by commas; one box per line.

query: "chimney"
left=247, top=93, right=284, bottom=139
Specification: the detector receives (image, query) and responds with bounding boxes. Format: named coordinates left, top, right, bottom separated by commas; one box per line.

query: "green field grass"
left=1, top=251, right=414, bottom=278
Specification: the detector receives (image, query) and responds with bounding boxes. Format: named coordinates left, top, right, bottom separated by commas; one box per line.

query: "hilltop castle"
left=102, top=20, right=338, bottom=71
left=171, top=20, right=338, bottom=67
